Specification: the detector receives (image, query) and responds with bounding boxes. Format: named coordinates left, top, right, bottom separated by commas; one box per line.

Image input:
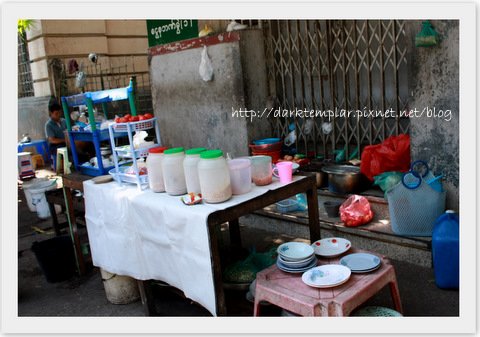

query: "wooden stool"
left=253, top=249, right=403, bottom=317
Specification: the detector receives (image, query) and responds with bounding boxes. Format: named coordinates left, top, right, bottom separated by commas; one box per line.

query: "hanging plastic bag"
left=339, top=194, right=374, bottom=227
left=75, top=71, right=86, bottom=88
left=360, top=134, right=410, bottom=181
left=199, top=46, right=214, bottom=81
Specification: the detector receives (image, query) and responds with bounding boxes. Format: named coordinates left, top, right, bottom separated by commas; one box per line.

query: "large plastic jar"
left=146, top=146, right=168, bottom=192
left=162, top=147, right=187, bottom=195
left=198, top=149, right=232, bottom=203
left=228, top=158, right=252, bottom=195
left=432, top=210, right=459, bottom=289
left=183, top=147, right=207, bottom=194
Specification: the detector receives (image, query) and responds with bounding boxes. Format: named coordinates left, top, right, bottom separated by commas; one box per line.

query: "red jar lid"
left=149, top=146, right=168, bottom=154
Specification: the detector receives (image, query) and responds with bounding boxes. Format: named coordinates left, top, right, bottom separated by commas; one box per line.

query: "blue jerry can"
left=432, top=210, right=459, bottom=289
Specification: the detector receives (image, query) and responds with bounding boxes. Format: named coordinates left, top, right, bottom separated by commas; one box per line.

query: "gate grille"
left=263, top=20, right=409, bottom=159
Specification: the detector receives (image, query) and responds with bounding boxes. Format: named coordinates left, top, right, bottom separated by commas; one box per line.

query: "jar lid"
left=200, top=149, right=223, bottom=159
left=149, top=146, right=168, bottom=154
left=185, top=147, right=207, bottom=155
left=164, top=147, right=185, bottom=155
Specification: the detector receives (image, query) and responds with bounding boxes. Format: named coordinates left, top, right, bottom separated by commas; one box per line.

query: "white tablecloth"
left=83, top=176, right=304, bottom=316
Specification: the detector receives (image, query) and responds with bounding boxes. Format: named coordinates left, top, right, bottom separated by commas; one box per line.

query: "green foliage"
left=18, top=19, right=35, bottom=37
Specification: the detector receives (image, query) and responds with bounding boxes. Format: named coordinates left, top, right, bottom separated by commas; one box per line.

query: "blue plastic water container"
left=432, top=210, right=459, bottom=289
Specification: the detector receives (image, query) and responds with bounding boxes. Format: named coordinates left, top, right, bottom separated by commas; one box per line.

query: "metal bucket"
left=100, top=269, right=140, bottom=305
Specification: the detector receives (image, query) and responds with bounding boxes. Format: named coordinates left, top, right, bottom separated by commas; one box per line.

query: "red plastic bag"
left=340, top=195, right=374, bottom=227
left=360, top=134, right=410, bottom=181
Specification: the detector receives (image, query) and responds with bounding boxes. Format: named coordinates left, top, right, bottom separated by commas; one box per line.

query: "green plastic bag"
left=373, top=171, right=403, bottom=198
left=223, top=247, right=277, bottom=284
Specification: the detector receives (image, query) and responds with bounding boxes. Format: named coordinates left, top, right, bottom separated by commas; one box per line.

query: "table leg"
left=207, top=221, right=227, bottom=316
left=306, top=183, right=320, bottom=242
left=228, top=218, right=241, bottom=247
left=137, top=280, right=156, bottom=316
left=47, top=201, right=62, bottom=236
left=253, top=297, right=262, bottom=317
left=389, top=279, right=403, bottom=314
left=63, top=186, right=86, bottom=275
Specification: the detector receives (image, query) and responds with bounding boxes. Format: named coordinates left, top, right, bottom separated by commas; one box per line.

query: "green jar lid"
left=200, top=149, right=224, bottom=159
left=164, top=147, right=185, bottom=155
left=185, top=147, right=207, bottom=155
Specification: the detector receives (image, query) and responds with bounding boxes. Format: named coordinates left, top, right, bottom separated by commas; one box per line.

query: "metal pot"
left=321, top=165, right=369, bottom=194
left=299, top=161, right=328, bottom=188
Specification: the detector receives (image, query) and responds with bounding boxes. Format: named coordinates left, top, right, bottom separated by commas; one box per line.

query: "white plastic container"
left=27, top=179, right=59, bottom=219
left=228, top=158, right=252, bottom=195
left=183, top=147, right=207, bottom=194
left=23, top=177, right=49, bottom=212
left=162, top=147, right=187, bottom=195
left=146, top=146, right=168, bottom=192
left=198, top=150, right=232, bottom=203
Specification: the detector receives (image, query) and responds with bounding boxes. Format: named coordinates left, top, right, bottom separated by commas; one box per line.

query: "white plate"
left=276, top=258, right=317, bottom=273
left=278, top=253, right=315, bottom=265
left=302, top=264, right=351, bottom=288
left=277, top=255, right=316, bottom=269
left=277, top=242, right=315, bottom=261
left=311, top=238, right=352, bottom=257
left=349, top=263, right=381, bottom=274
left=339, top=253, right=381, bottom=272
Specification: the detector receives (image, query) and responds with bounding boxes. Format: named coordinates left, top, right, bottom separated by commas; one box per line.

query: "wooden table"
left=62, top=172, right=92, bottom=276
left=253, top=248, right=403, bottom=316
left=138, top=174, right=320, bottom=316
left=206, top=173, right=320, bottom=316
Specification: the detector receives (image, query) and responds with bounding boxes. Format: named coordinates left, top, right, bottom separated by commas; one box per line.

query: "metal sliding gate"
left=263, top=20, right=410, bottom=159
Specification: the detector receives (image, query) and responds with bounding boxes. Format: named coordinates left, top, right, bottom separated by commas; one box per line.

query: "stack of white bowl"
left=276, top=242, right=317, bottom=273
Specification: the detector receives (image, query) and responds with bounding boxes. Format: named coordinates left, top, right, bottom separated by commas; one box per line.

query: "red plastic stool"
left=254, top=249, right=403, bottom=317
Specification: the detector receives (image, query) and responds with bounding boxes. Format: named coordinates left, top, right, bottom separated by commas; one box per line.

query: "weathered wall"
left=149, top=30, right=270, bottom=156
left=18, top=96, right=51, bottom=142
left=406, top=20, right=459, bottom=210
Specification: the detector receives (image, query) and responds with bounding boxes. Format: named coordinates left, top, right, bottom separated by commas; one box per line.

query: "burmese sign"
left=147, top=20, right=198, bottom=47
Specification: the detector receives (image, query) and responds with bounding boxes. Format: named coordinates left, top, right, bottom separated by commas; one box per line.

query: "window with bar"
left=18, top=33, right=35, bottom=98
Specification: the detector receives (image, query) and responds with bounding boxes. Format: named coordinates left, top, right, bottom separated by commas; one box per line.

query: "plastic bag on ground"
left=340, top=194, right=374, bottom=227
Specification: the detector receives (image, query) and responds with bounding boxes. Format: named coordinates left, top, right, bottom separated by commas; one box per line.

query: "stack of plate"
left=339, top=253, right=381, bottom=273
left=276, top=242, right=317, bottom=273
left=302, top=264, right=352, bottom=288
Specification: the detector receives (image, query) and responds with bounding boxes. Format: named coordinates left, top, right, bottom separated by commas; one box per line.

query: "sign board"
left=147, top=20, right=198, bottom=47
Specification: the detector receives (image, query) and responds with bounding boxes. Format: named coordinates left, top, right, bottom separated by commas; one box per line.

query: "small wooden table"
left=253, top=248, right=403, bottom=316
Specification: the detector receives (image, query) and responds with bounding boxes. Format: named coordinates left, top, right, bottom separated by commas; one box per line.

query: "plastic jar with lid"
left=146, top=146, right=168, bottom=192
left=162, top=147, right=187, bottom=195
left=183, top=147, right=207, bottom=194
left=198, top=149, right=232, bottom=203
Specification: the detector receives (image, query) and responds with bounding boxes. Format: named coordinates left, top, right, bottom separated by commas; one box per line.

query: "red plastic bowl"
left=248, top=141, right=282, bottom=152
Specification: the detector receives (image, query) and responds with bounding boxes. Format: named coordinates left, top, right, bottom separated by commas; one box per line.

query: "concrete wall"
left=149, top=30, right=271, bottom=156
left=18, top=96, right=51, bottom=142
left=406, top=20, right=459, bottom=210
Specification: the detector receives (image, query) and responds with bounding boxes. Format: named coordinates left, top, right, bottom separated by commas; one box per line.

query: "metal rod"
left=379, top=20, right=386, bottom=140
